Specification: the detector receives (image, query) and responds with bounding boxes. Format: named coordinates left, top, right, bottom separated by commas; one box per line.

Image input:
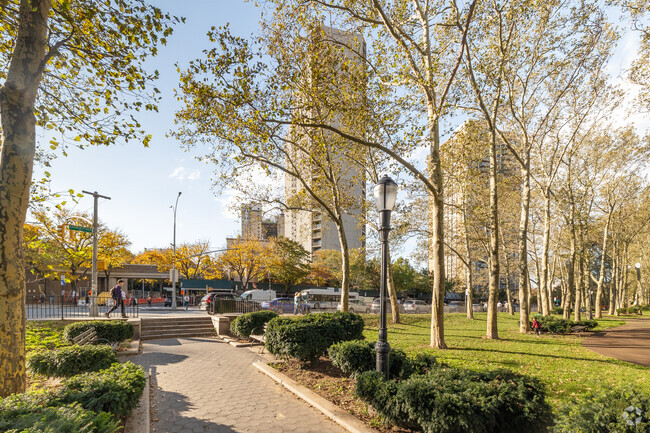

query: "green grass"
left=26, top=321, right=69, bottom=353
left=362, top=313, right=648, bottom=409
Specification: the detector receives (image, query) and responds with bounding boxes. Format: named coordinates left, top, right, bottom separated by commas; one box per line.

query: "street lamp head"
left=636, top=263, right=641, bottom=269
left=178, top=192, right=182, bottom=197
left=373, top=175, right=398, bottom=212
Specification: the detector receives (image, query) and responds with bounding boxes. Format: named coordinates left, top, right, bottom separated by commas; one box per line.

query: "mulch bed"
left=273, top=358, right=414, bottom=433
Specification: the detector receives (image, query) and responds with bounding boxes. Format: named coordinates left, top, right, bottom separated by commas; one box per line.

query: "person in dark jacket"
left=105, top=279, right=127, bottom=318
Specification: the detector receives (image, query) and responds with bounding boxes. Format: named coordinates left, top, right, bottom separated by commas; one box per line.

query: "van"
left=240, top=290, right=276, bottom=303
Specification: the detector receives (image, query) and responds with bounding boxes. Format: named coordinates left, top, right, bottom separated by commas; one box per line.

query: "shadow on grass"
left=448, top=346, right=649, bottom=370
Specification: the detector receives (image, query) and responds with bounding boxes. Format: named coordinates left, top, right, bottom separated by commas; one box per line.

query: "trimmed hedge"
left=0, top=395, right=118, bottom=433
left=617, top=305, right=644, bottom=315
left=55, top=362, right=146, bottom=418
left=537, top=316, right=598, bottom=334
left=63, top=320, right=133, bottom=343
left=27, top=345, right=118, bottom=377
left=230, top=310, right=278, bottom=338
left=554, top=387, right=650, bottom=432
left=356, top=367, right=551, bottom=433
left=265, top=312, right=364, bottom=362
left=328, top=340, right=437, bottom=379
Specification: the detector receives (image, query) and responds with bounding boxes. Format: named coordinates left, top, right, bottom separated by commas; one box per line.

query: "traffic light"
left=57, top=224, right=66, bottom=239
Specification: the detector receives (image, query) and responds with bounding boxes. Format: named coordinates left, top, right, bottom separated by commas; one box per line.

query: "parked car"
left=261, top=297, right=294, bottom=314
left=402, top=299, right=431, bottom=314
left=336, top=299, right=370, bottom=314
left=164, top=297, right=183, bottom=307
left=241, top=290, right=276, bottom=303
left=370, top=298, right=405, bottom=314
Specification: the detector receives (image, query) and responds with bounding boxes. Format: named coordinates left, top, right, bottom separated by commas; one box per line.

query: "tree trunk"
left=540, top=193, right=551, bottom=315
left=0, top=0, right=51, bottom=397
left=609, top=242, right=618, bottom=316
left=486, top=129, right=500, bottom=340
left=574, top=248, right=583, bottom=322
left=595, top=208, right=613, bottom=319
left=517, top=158, right=532, bottom=332
left=502, top=241, right=514, bottom=315
left=386, top=248, right=400, bottom=324
left=336, top=224, right=350, bottom=312
left=463, top=200, right=474, bottom=319
left=428, top=117, right=447, bottom=349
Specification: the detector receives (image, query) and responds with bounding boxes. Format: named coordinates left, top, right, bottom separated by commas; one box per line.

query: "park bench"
left=250, top=323, right=268, bottom=354
left=71, top=327, right=118, bottom=350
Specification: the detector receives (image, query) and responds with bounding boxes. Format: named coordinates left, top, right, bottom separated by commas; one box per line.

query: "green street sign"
left=68, top=224, right=93, bottom=233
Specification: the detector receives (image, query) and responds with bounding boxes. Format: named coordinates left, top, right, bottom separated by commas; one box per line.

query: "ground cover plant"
left=26, top=321, right=69, bottom=352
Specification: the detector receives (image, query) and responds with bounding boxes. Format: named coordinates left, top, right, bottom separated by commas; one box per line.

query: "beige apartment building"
left=284, top=25, right=366, bottom=256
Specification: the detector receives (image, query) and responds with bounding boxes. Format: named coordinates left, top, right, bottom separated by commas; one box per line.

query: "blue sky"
left=32, top=1, right=648, bottom=256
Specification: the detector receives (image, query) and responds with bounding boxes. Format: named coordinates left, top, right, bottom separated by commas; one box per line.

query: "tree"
left=0, top=0, right=179, bottom=396
left=391, top=257, right=417, bottom=292
left=98, top=229, right=133, bottom=287
left=215, top=239, right=270, bottom=291
left=267, top=237, right=310, bottom=290
left=132, top=241, right=220, bottom=280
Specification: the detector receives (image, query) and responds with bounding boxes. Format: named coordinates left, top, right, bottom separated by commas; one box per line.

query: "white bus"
left=297, top=288, right=359, bottom=311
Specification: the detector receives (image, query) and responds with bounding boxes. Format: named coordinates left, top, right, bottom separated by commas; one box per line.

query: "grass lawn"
left=361, top=313, right=648, bottom=408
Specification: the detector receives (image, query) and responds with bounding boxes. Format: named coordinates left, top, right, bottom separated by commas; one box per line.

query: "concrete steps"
left=141, top=317, right=215, bottom=340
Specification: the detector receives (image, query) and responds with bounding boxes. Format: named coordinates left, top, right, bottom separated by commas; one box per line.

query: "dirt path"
left=583, top=318, right=650, bottom=367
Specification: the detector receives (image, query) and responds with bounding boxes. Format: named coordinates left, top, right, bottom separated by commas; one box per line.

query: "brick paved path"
left=131, top=337, right=348, bottom=433
left=583, top=319, right=650, bottom=367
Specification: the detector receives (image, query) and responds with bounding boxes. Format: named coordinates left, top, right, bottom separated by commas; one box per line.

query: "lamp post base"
left=375, top=340, right=391, bottom=378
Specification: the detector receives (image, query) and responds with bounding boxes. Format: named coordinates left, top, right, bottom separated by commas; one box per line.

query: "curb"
left=253, top=361, right=379, bottom=433
left=124, top=368, right=150, bottom=433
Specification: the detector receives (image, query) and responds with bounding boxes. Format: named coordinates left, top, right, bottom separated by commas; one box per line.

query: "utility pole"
left=82, top=190, right=111, bottom=317
left=171, top=192, right=182, bottom=310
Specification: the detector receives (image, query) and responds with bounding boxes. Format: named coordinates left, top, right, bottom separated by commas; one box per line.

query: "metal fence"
left=26, top=296, right=139, bottom=320
left=209, top=299, right=262, bottom=315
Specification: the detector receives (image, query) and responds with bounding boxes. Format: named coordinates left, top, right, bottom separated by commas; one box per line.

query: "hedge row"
left=265, top=312, right=364, bottom=362
left=63, top=320, right=133, bottom=343
left=328, top=340, right=437, bottom=379
left=617, top=305, right=646, bottom=315
left=230, top=311, right=278, bottom=338
left=356, top=368, right=551, bottom=433
left=27, top=345, right=118, bottom=377
left=537, top=316, right=597, bottom=334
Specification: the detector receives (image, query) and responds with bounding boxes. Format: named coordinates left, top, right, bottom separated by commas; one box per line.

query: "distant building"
left=241, top=203, right=284, bottom=241
left=284, top=26, right=366, bottom=256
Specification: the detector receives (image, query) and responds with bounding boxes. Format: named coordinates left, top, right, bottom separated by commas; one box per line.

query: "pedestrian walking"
left=40, top=293, right=45, bottom=304
left=147, top=295, right=152, bottom=307
left=532, top=317, right=542, bottom=336
left=105, top=279, right=127, bottom=318
left=184, top=294, right=190, bottom=310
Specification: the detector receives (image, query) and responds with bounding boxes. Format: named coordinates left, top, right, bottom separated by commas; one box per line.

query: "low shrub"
left=265, top=312, right=364, bottom=362
left=553, top=387, right=650, bottom=432
left=0, top=394, right=118, bottom=433
left=27, top=345, right=117, bottom=377
left=537, top=316, right=597, bottom=334
left=356, top=367, right=551, bottom=433
left=618, top=305, right=644, bottom=315
left=55, top=361, right=146, bottom=418
left=328, top=340, right=437, bottom=379
left=230, top=310, right=278, bottom=338
left=551, top=306, right=564, bottom=315
left=63, top=320, right=133, bottom=343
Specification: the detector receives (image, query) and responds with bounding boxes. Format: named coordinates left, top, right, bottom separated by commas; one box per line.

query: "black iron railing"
left=26, top=296, right=139, bottom=320
left=209, top=299, right=262, bottom=315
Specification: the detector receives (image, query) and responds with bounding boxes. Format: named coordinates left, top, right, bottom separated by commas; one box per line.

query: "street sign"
left=69, top=224, right=92, bottom=233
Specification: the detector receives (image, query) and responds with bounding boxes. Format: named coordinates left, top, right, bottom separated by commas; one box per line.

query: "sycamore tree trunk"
left=428, top=117, right=446, bottom=349
left=540, top=192, right=552, bottom=315
left=595, top=208, right=613, bottom=319
left=517, top=157, right=531, bottom=332
left=609, top=243, right=618, bottom=316
left=336, top=222, right=350, bottom=312
left=564, top=228, right=576, bottom=321
left=386, top=248, right=400, bottom=323
left=0, top=0, right=51, bottom=397
left=463, top=199, right=474, bottom=319
left=486, top=130, right=500, bottom=340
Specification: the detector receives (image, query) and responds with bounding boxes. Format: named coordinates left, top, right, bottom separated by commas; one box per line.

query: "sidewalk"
left=130, top=337, right=348, bottom=433
left=583, top=318, right=650, bottom=367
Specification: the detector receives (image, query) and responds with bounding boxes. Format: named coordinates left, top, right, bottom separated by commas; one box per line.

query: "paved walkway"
left=130, top=337, right=348, bottom=433
left=583, top=318, right=650, bottom=367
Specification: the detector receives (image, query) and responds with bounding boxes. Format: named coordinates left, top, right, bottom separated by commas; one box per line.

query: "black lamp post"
left=373, top=175, right=398, bottom=378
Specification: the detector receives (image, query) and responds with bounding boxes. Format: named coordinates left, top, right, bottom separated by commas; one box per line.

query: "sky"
left=31, top=1, right=649, bottom=257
